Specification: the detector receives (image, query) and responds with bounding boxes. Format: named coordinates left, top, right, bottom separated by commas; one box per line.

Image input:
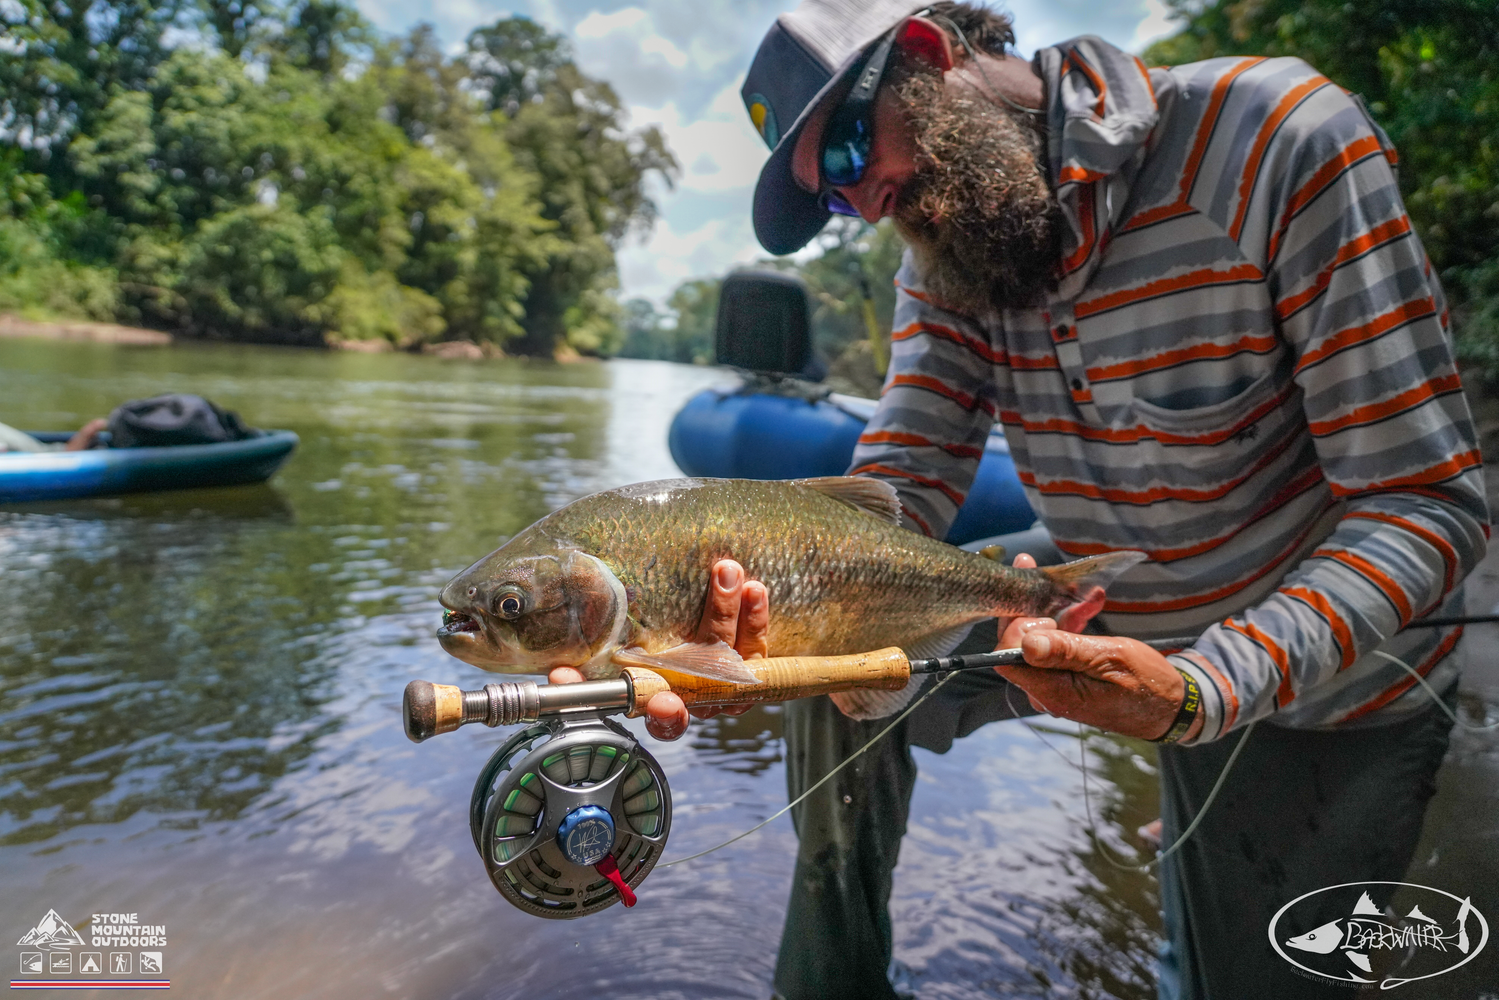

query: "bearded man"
left=573, top=1, right=1485, bottom=996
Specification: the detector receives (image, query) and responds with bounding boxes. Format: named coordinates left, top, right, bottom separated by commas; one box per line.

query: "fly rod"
left=402, top=637, right=1193, bottom=742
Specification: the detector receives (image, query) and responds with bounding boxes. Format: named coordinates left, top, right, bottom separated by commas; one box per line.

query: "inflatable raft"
left=668, top=388, right=1033, bottom=547
left=0, top=430, right=299, bottom=503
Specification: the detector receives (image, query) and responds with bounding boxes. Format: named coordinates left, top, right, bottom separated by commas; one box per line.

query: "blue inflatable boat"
left=0, top=430, right=298, bottom=503
left=668, top=388, right=1033, bottom=547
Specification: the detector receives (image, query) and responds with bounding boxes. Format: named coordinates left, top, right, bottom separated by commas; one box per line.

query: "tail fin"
left=1039, top=550, right=1147, bottom=612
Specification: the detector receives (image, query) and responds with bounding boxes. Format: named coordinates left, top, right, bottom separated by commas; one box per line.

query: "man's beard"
left=892, top=70, right=1062, bottom=317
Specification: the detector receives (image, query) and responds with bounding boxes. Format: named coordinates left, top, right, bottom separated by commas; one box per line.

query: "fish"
left=437, top=476, right=1145, bottom=719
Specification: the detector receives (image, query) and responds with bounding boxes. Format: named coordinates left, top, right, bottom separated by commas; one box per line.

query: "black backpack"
left=106, top=394, right=259, bottom=448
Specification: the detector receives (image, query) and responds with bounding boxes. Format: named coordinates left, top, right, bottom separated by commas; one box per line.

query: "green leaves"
left=1, top=7, right=673, bottom=355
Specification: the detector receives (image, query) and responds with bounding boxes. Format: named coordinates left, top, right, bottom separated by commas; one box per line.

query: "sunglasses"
left=819, top=24, right=901, bottom=218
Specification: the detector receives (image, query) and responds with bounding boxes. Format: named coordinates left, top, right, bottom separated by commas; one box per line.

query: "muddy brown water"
left=1, top=339, right=1495, bottom=998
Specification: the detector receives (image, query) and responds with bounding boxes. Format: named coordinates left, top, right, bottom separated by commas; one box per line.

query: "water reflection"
left=4, top=339, right=1491, bottom=998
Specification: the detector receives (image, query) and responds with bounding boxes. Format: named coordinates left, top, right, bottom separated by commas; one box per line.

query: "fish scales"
left=436, top=478, right=1140, bottom=684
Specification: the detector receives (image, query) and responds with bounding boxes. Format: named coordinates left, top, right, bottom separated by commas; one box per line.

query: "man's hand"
left=549, top=559, right=768, bottom=741
left=994, top=618, right=1201, bottom=742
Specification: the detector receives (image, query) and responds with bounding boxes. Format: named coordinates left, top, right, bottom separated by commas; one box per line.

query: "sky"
left=352, top=0, right=1182, bottom=304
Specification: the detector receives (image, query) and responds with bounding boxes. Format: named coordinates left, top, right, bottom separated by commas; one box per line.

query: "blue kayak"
left=0, top=431, right=298, bottom=503
left=668, top=388, right=1033, bottom=547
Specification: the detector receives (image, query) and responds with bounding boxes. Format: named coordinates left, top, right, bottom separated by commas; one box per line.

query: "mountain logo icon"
left=16, top=909, right=86, bottom=951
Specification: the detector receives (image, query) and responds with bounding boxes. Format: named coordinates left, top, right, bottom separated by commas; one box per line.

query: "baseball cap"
left=743, top=0, right=930, bottom=255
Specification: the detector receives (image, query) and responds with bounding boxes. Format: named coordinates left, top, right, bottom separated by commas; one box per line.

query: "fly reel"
left=469, top=716, right=671, bottom=919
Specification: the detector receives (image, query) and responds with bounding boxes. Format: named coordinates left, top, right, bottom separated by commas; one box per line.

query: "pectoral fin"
left=611, top=641, right=758, bottom=685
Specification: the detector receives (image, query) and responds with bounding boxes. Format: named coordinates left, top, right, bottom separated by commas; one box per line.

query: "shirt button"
left=1071, top=377, right=1084, bottom=391
left=1056, top=324, right=1070, bottom=338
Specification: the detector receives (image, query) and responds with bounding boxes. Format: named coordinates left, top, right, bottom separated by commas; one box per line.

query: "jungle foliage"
left=0, top=1, right=675, bottom=354
left=1143, top=0, right=1499, bottom=377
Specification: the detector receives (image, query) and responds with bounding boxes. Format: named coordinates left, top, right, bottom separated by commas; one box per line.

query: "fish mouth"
left=437, top=609, right=482, bottom=638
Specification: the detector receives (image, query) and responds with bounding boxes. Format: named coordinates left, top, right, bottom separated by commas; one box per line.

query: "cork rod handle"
left=621, top=646, right=912, bottom=716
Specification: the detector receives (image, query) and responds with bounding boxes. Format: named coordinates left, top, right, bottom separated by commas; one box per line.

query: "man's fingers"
left=997, top=616, right=1056, bottom=651
left=696, top=560, right=745, bottom=646
left=1011, top=552, right=1037, bottom=569
left=645, top=691, right=690, bottom=741
left=1020, top=628, right=1093, bottom=669
left=548, top=666, right=586, bottom=685
left=1055, top=586, right=1106, bottom=633
left=736, top=580, right=770, bottom=659
left=995, top=662, right=1084, bottom=714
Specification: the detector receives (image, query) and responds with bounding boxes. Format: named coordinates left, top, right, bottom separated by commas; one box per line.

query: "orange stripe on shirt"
left=1229, top=76, right=1332, bottom=241
left=1268, top=134, right=1384, bottom=262
left=1307, top=371, right=1462, bottom=436
left=1341, top=449, right=1482, bottom=496
left=1019, top=426, right=1299, bottom=505
left=1058, top=165, right=1107, bottom=185
left=1312, top=548, right=1413, bottom=623
left=1223, top=618, right=1295, bottom=706
left=1280, top=586, right=1357, bottom=669
left=1105, top=508, right=1328, bottom=614
left=999, top=383, right=1294, bottom=447
left=1062, top=46, right=1108, bottom=119
left=1125, top=57, right=1267, bottom=231
left=1076, top=263, right=1263, bottom=319
left=1346, top=510, right=1459, bottom=599
left=884, top=373, right=995, bottom=416
left=1062, top=185, right=1097, bottom=275
left=892, top=319, right=1006, bottom=365
left=857, top=429, right=985, bottom=460
left=1294, top=295, right=1437, bottom=372
left=1338, top=626, right=1461, bottom=723
left=1087, top=333, right=1279, bottom=382
left=848, top=463, right=966, bottom=507
left=1275, top=215, right=1413, bottom=320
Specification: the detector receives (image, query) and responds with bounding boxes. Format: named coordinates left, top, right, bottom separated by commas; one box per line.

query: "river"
left=1, top=338, right=1494, bottom=998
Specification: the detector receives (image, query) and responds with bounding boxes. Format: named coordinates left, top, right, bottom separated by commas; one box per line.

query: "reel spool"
left=469, top=716, right=671, bottom=919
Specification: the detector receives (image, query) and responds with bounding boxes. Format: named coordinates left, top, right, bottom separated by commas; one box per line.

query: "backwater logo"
left=13, top=909, right=169, bottom=990
left=1269, top=881, right=1488, bottom=989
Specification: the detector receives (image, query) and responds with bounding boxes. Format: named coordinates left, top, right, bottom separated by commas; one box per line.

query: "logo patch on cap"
left=747, top=93, right=780, bottom=150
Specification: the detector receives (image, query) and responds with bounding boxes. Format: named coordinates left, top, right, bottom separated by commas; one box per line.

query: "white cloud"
left=1130, top=0, right=1182, bottom=52
left=352, top=0, right=1186, bottom=302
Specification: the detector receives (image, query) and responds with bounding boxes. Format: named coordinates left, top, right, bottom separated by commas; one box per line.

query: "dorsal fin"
left=793, top=476, right=902, bottom=524
left=978, top=544, right=1006, bottom=562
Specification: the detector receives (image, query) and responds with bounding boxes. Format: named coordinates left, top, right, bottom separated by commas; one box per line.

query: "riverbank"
left=0, top=312, right=173, bottom=346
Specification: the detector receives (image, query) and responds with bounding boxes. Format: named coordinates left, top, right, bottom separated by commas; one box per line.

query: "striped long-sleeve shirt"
left=849, top=36, right=1488, bottom=743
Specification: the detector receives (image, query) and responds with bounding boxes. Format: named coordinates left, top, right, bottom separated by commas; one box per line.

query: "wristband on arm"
left=1151, top=666, right=1202, bottom=744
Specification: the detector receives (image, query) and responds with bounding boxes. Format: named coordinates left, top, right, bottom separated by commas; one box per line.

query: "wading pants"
left=769, top=533, right=1457, bottom=1000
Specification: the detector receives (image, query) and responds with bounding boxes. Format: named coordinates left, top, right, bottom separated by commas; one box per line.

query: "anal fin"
left=829, top=622, right=976, bottom=721
left=611, top=640, right=758, bottom=685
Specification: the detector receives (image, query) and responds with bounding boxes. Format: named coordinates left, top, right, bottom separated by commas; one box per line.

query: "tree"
left=468, top=17, right=677, bottom=357
left=1145, top=0, right=1499, bottom=375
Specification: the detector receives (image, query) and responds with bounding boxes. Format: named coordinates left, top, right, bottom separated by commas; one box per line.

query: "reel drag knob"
left=470, top=718, right=670, bottom=919
left=556, top=805, right=615, bottom=866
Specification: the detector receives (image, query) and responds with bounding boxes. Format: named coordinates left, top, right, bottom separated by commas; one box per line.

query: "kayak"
left=668, top=388, right=1034, bottom=547
left=0, top=430, right=298, bottom=503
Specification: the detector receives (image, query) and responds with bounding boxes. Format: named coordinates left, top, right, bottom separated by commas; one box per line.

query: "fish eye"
left=496, top=592, right=524, bottom=619
left=466, top=586, right=478, bottom=598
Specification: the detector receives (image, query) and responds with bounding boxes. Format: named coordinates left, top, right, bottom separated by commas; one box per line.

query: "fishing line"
left=661, top=639, right=1494, bottom=870
left=935, top=15, right=1044, bottom=117
left=659, top=671, right=958, bottom=867
left=1370, top=650, right=1499, bottom=731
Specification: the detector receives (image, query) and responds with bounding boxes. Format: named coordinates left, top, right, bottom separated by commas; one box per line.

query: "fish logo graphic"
left=16, top=909, right=85, bottom=951
left=1271, top=882, right=1488, bottom=988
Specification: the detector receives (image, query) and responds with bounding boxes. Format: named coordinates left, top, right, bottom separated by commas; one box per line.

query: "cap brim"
left=751, top=49, right=869, bottom=256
